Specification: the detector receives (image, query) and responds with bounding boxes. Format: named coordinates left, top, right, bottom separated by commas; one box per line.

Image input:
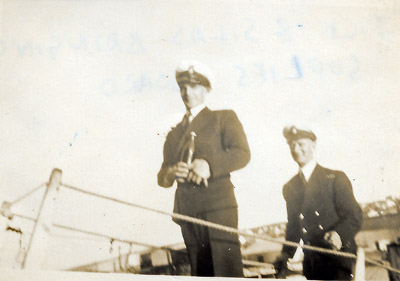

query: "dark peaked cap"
left=175, top=60, right=213, bottom=91
left=283, top=125, right=317, bottom=142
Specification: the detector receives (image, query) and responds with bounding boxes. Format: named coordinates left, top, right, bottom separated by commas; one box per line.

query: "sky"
left=1, top=0, right=400, bottom=271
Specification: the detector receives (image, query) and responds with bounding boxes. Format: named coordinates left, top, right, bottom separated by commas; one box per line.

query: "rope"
left=22, top=181, right=53, bottom=268
left=60, top=183, right=400, bottom=275
left=10, top=183, right=46, bottom=205
left=11, top=212, right=164, bottom=250
left=11, top=212, right=274, bottom=270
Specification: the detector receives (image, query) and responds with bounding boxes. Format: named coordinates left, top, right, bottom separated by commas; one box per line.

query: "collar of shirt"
left=300, top=160, right=317, bottom=182
left=187, top=104, right=206, bottom=122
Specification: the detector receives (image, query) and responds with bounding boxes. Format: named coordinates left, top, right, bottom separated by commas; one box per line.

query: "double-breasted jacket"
left=281, top=164, right=363, bottom=269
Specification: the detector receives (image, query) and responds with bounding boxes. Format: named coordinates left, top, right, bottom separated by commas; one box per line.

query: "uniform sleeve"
left=281, top=184, right=301, bottom=258
left=199, top=110, right=251, bottom=179
left=333, top=171, right=363, bottom=247
left=157, top=135, right=175, bottom=187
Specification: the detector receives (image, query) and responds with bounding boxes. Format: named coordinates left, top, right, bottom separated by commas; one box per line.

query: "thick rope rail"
left=10, top=211, right=274, bottom=270
left=61, top=183, right=400, bottom=275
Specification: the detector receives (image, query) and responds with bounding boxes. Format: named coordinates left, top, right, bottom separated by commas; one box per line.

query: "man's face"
left=288, top=138, right=316, bottom=167
left=179, top=83, right=207, bottom=109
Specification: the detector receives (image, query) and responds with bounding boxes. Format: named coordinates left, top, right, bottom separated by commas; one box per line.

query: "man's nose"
left=181, top=86, right=187, bottom=95
left=292, top=144, right=301, bottom=153
left=185, top=86, right=193, bottom=95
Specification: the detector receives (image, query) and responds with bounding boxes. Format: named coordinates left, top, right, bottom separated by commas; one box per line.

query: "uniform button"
left=318, top=225, right=324, bottom=230
left=315, top=211, right=320, bottom=216
left=299, top=213, right=304, bottom=220
left=302, top=228, right=307, bottom=233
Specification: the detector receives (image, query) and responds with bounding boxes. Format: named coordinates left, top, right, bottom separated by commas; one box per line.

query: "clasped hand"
left=171, top=159, right=210, bottom=187
left=323, top=230, right=342, bottom=250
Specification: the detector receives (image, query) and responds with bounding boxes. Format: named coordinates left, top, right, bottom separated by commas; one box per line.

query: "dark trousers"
left=180, top=207, right=243, bottom=277
left=303, top=250, right=354, bottom=280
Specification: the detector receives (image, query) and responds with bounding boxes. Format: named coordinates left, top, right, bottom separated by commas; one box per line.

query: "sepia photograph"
left=1, top=0, right=399, bottom=280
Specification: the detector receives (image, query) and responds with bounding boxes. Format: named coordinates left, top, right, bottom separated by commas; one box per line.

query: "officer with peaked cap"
left=273, top=125, right=363, bottom=280
left=157, top=61, right=250, bottom=277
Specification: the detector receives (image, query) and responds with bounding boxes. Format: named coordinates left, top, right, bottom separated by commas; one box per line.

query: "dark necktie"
left=178, top=111, right=193, bottom=162
left=299, top=170, right=308, bottom=187
left=182, top=110, right=192, bottom=129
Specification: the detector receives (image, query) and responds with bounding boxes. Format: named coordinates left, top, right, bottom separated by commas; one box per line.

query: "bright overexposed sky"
left=1, top=0, right=399, bottom=271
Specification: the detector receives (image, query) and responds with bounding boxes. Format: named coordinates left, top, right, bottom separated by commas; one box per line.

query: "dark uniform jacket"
left=281, top=164, right=363, bottom=269
left=159, top=107, right=251, bottom=221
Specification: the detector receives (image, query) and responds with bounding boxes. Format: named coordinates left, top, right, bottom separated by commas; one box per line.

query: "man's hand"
left=170, top=162, right=190, bottom=183
left=188, top=159, right=210, bottom=187
left=273, top=252, right=290, bottom=278
left=324, top=230, right=342, bottom=250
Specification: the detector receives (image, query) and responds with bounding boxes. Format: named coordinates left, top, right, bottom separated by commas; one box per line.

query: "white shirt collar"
left=300, top=160, right=317, bottom=182
left=188, top=103, right=206, bottom=121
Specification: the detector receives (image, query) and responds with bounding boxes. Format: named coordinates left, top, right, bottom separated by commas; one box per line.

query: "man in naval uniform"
left=273, top=126, right=363, bottom=280
left=157, top=61, right=250, bottom=277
